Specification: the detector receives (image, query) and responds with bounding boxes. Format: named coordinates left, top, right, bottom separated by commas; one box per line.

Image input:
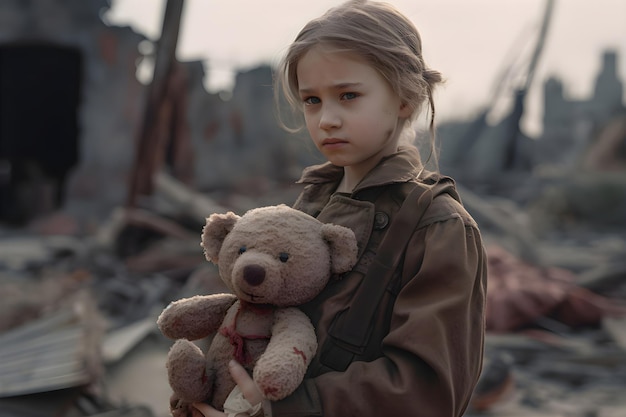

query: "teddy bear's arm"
left=157, top=293, right=238, bottom=340
left=253, top=307, right=317, bottom=401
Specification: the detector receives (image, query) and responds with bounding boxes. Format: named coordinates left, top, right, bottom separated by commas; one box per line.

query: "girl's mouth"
left=321, top=138, right=348, bottom=148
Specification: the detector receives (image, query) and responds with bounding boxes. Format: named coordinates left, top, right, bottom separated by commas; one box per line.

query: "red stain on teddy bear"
left=219, top=325, right=270, bottom=365
left=263, top=386, right=279, bottom=396
left=292, top=347, right=307, bottom=363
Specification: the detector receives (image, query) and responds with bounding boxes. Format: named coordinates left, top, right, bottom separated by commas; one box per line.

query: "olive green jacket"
left=267, top=146, right=487, bottom=417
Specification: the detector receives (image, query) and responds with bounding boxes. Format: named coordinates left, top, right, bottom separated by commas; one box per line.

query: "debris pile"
left=0, top=174, right=625, bottom=417
left=0, top=292, right=101, bottom=397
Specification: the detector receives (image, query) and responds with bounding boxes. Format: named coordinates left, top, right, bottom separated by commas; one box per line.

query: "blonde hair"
left=275, top=0, right=443, bottom=152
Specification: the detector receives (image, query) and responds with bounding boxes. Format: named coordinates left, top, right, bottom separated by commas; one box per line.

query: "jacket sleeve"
left=266, top=216, right=488, bottom=417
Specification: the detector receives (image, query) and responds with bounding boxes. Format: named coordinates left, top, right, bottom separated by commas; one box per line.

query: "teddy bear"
left=157, top=204, right=358, bottom=413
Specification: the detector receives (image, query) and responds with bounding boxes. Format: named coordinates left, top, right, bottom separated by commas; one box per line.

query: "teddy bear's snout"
left=243, top=264, right=266, bottom=286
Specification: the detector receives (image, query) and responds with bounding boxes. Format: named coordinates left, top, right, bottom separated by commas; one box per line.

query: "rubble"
left=0, top=176, right=625, bottom=417
left=0, top=292, right=102, bottom=398
left=466, top=317, right=626, bottom=417
left=0, top=2, right=624, bottom=416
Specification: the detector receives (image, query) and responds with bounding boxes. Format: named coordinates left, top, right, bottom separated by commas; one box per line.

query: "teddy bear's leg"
left=203, top=335, right=239, bottom=410
left=253, top=308, right=317, bottom=400
left=166, top=339, right=214, bottom=404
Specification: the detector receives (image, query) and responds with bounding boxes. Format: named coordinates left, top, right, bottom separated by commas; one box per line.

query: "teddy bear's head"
left=201, top=204, right=357, bottom=307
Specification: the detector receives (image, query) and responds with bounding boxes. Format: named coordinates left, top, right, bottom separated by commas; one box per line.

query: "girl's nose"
left=319, top=105, right=341, bottom=130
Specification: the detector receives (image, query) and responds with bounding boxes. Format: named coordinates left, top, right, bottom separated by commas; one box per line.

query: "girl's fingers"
left=192, top=361, right=263, bottom=417
left=229, top=360, right=264, bottom=405
left=191, top=402, right=225, bottom=417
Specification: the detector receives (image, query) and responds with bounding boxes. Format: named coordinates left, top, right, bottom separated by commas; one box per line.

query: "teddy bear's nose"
left=243, top=264, right=266, bottom=286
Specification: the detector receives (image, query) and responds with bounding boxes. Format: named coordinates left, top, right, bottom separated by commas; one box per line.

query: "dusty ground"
left=104, top=333, right=172, bottom=417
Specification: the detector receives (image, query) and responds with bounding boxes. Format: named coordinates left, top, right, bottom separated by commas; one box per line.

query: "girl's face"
left=296, top=46, right=411, bottom=178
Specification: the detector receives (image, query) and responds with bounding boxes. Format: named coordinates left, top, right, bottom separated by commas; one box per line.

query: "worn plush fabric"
left=268, top=146, right=488, bottom=417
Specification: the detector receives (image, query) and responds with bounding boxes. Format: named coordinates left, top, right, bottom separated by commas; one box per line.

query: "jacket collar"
left=296, top=146, right=424, bottom=193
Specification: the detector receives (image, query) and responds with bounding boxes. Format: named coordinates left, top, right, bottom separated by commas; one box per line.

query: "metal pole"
left=126, top=0, right=185, bottom=207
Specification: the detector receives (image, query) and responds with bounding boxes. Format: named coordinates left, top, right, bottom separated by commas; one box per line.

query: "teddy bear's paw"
left=169, top=395, right=206, bottom=417
left=166, top=339, right=213, bottom=403
left=170, top=407, right=200, bottom=417
left=254, top=358, right=307, bottom=401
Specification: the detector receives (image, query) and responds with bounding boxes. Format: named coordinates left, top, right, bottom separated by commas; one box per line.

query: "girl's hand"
left=192, top=360, right=264, bottom=417
left=190, top=402, right=222, bottom=417
left=228, top=360, right=264, bottom=405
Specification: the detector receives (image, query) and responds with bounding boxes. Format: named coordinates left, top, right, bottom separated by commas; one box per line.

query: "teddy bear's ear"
left=321, top=223, right=359, bottom=275
left=201, top=211, right=240, bottom=263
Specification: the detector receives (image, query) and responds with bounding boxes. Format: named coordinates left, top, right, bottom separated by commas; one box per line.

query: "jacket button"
left=374, top=212, right=389, bottom=230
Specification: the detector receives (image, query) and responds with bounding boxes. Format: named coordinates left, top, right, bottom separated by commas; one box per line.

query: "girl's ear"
left=399, top=101, right=413, bottom=119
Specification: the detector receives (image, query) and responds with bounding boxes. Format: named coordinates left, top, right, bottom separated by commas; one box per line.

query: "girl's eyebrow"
left=299, top=82, right=363, bottom=95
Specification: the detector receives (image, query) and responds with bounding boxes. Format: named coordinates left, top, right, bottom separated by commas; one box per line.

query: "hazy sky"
left=104, top=0, right=626, bottom=137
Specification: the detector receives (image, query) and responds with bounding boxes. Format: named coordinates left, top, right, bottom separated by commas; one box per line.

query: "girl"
left=192, top=1, right=487, bottom=416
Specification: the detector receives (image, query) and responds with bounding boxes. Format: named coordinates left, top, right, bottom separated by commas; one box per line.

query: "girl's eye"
left=278, top=252, right=289, bottom=263
left=341, top=92, right=358, bottom=100
left=303, top=96, right=321, bottom=105
left=238, top=246, right=247, bottom=255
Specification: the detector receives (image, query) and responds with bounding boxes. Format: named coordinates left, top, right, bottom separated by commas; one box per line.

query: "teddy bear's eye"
left=238, top=246, right=247, bottom=255
left=278, top=252, right=289, bottom=263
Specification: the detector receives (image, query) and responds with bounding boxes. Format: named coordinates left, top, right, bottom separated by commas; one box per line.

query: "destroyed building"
left=0, top=0, right=145, bottom=225
left=538, top=50, right=625, bottom=170
left=1, top=1, right=624, bottom=230
left=0, top=0, right=319, bottom=228
left=438, top=49, right=626, bottom=178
